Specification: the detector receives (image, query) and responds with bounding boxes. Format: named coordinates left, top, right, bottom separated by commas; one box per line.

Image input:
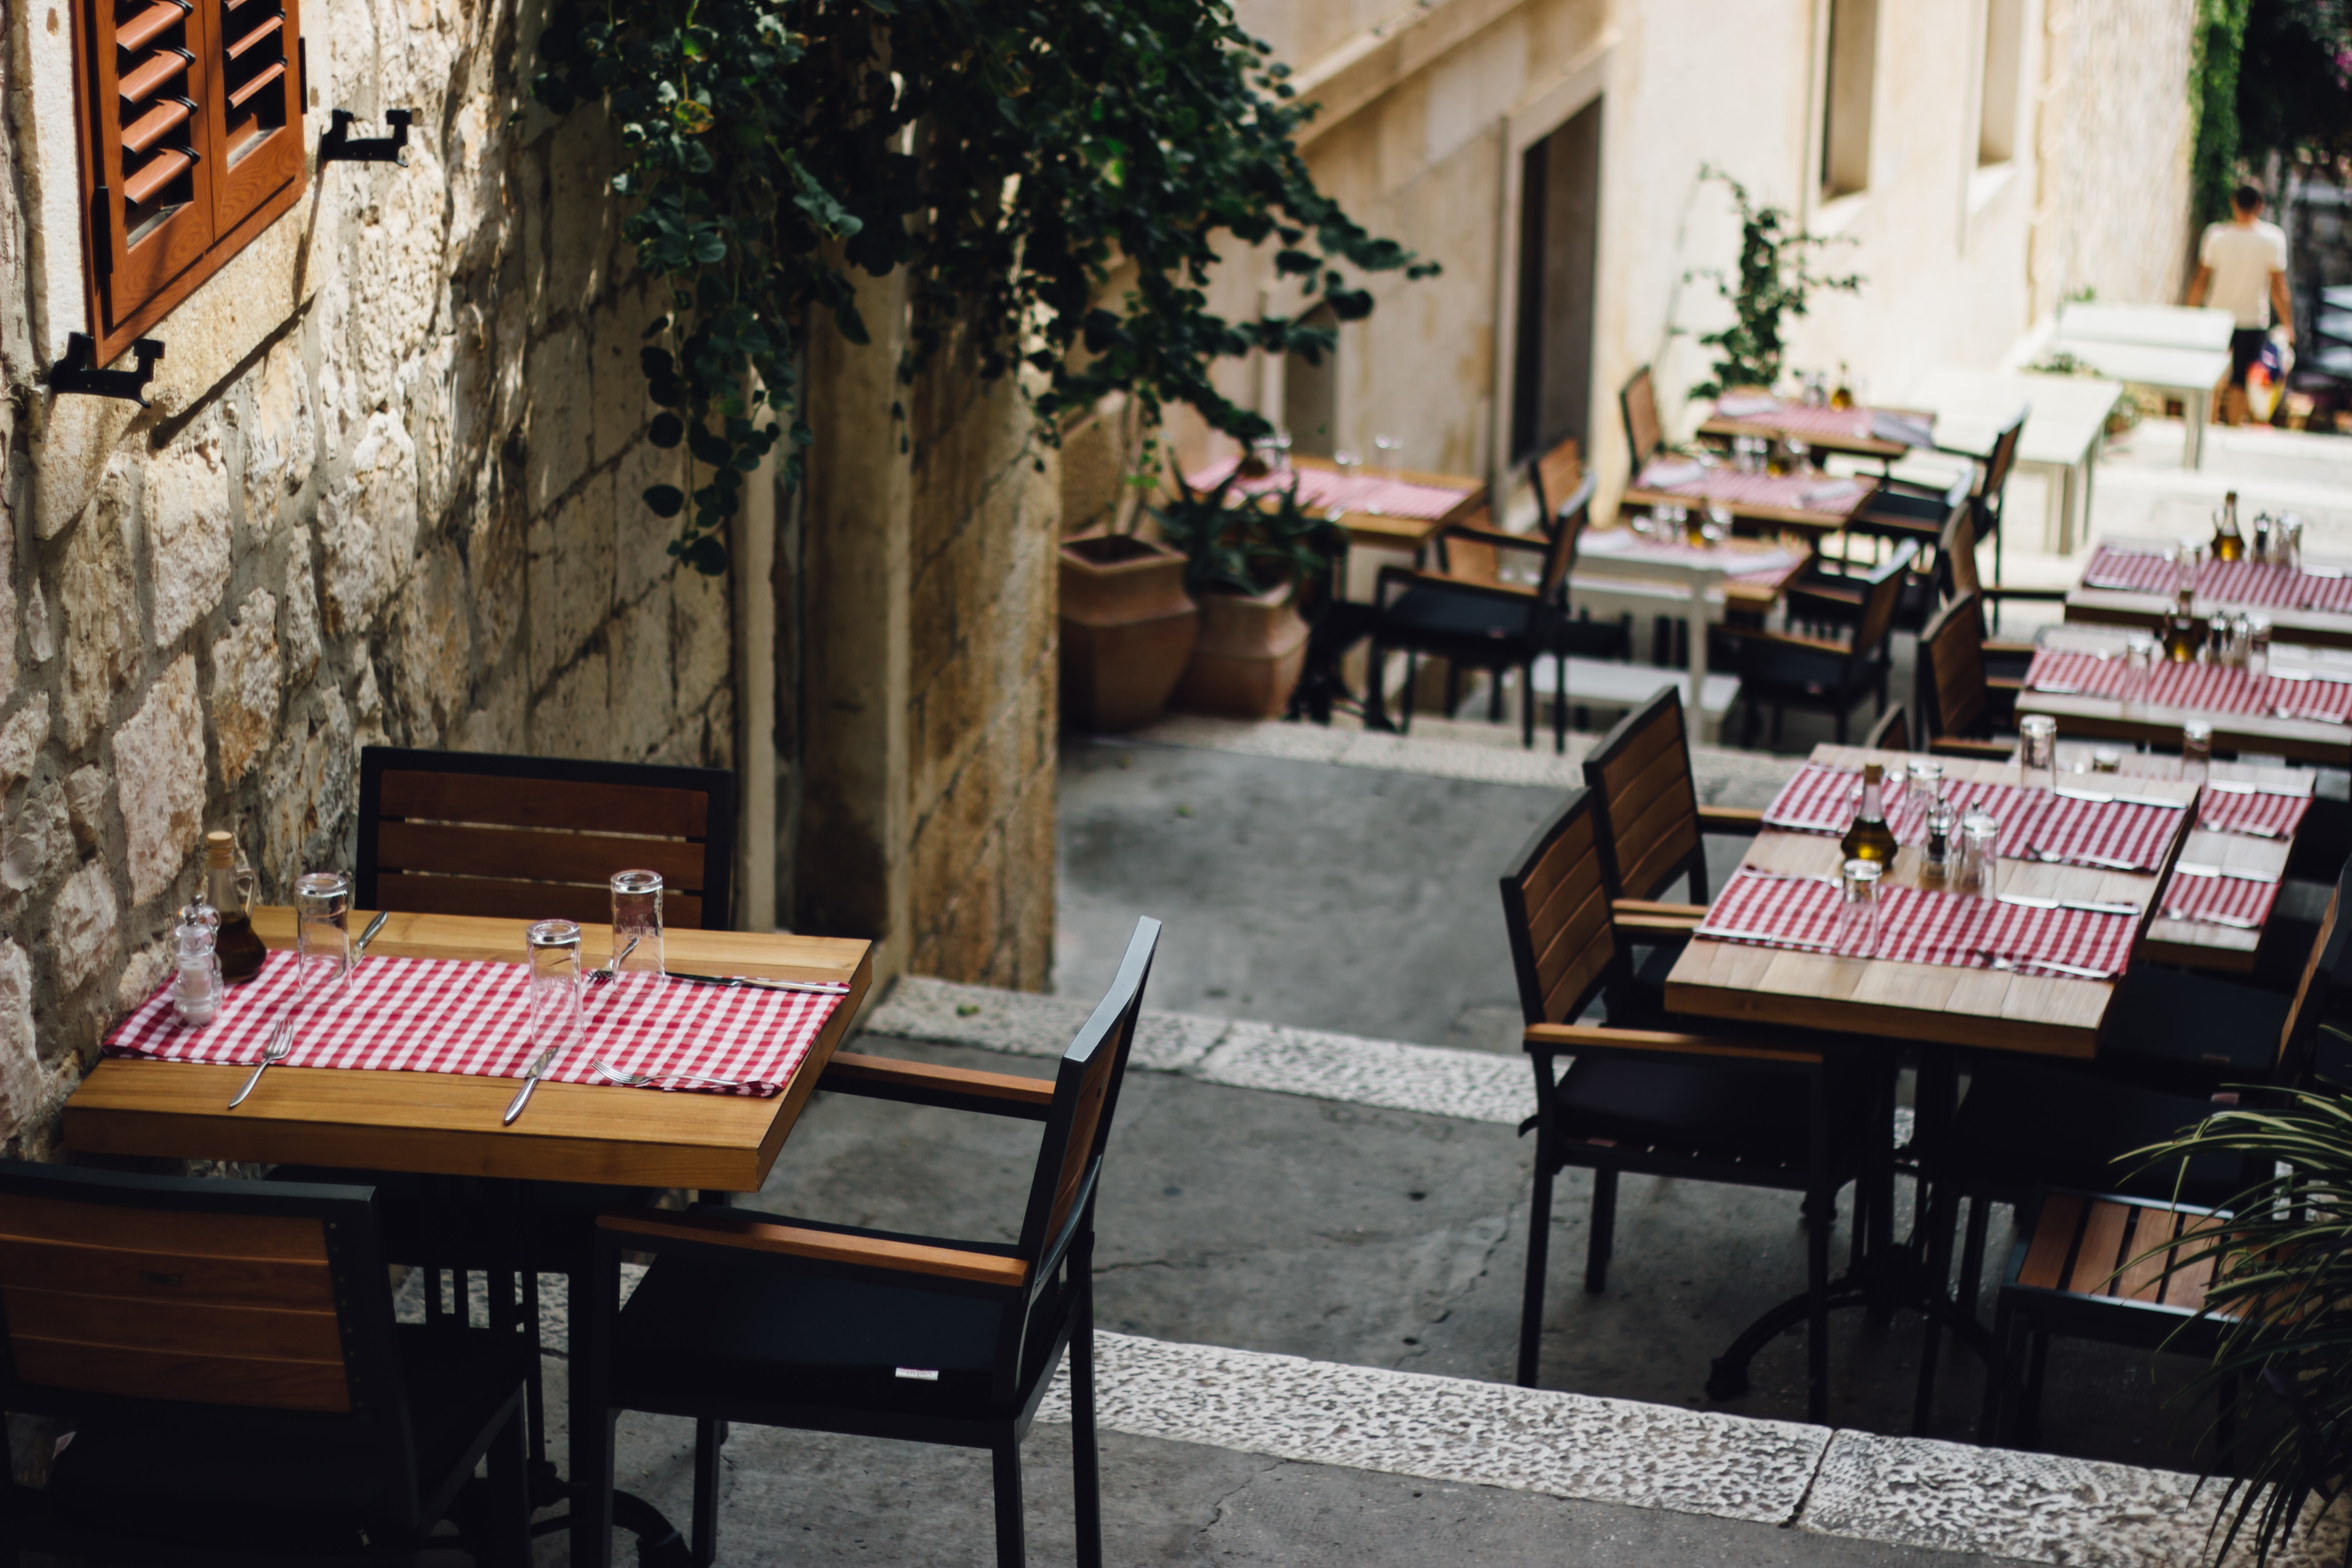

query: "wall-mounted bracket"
left=319, top=108, right=413, bottom=167
left=44, top=333, right=164, bottom=405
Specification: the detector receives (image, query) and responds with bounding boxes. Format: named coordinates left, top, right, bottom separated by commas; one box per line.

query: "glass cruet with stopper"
left=1839, top=762, right=1898, bottom=864
left=205, top=830, right=266, bottom=983
left=2211, top=489, right=2245, bottom=562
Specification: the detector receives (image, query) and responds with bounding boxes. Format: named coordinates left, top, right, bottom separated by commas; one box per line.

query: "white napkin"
left=1800, top=479, right=1861, bottom=507
left=1716, top=394, right=1777, bottom=417
left=1639, top=460, right=1704, bottom=488
left=1871, top=412, right=1936, bottom=446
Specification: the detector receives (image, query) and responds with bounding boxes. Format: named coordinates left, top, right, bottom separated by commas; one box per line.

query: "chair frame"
left=1580, top=686, right=1761, bottom=908
left=1721, top=540, right=1917, bottom=746
left=355, top=746, right=739, bottom=931
left=578, top=919, right=1163, bottom=1568
left=1620, top=365, right=1665, bottom=472
left=1914, top=591, right=2021, bottom=760
left=0, top=1161, right=529, bottom=1568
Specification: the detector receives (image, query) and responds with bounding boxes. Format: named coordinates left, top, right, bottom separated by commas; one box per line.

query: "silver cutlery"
left=2163, top=907, right=2262, bottom=929
left=503, top=1045, right=560, bottom=1126
left=2173, top=861, right=2281, bottom=883
left=1693, top=926, right=1842, bottom=952
left=2053, top=787, right=2186, bottom=810
left=2205, top=779, right=2310, bottom=797
left=353, top=910, right=391, bottom=958
left=2207, top=820, right=2285, bottom=839
left=2032, top=683, right=2087, bottom=696
left=2265, top=667, right=2352, bottom=685
left=1978, top=951, right=2113, bottom=980
left=1995, top=893, right=2140, bottom=916
left=664, top=970, right=852, bottom=994
left=587, top=935, right=643, bottom=986
left=2024, top=846, right=2141, bottom=871
left=228, top=1015, right=295, bottom=1109
left=590, top=1058, right=753, bottom=1090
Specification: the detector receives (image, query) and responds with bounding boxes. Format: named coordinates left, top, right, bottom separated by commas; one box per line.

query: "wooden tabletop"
left=2019, top=621, right=2352, bottom=767
left=1281, top=454, right=1484, bottom=554
left=1664, top=746, right=2195, bottom=1058
left=1619, top=477, right=1882, bottom=540
left=1573, top=527, right=1813, bottom=613
left=1695, top=402, right=1920, bottom=461
left=60, top=910, right=873, bottom=1191
left=2065, top=534, right=2352, bottom=653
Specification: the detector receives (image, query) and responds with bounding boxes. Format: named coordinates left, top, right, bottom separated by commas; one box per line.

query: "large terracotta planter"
left=1059, top=534, right=1200, bottom=732
left=1170, top=583, right=1309, bottom=720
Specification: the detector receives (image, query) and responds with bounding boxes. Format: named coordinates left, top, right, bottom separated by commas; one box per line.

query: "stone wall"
left=0, top=0, right=718, bottom=1153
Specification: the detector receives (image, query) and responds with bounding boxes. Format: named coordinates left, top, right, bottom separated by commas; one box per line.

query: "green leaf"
left=644, top=484, right=686, bottom=518
left=648, top=412, right=685, bottom=448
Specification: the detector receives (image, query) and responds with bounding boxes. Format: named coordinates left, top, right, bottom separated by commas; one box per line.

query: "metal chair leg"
left=1072, top=1274, right=1103, bottom=1568
left=1807, top=1181, right=1833, bottom=1424
left=993, top=1439, right=1027, bottom=1568
left=1955, top=1198, right=1993, bottom=1328
left=1584, top=1168, right=1618, bottom=1294
left=1519, top=1158, right=1556, bottom=1387
left=691, top=1417, right=722, bottom=1566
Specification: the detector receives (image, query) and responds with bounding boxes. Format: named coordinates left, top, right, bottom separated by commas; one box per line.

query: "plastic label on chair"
left=894, top=1367, right=940, bottom=1380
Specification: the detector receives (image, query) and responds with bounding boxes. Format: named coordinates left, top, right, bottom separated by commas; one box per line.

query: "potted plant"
left=1682, top=165, right=1862, bottom=398
left=1156, top=469, right=1345, bottom=720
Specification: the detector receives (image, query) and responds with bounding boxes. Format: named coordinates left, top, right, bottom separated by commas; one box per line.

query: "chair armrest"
left=1985, top=639, right=2037, bottom=658
left=1714, top=625, right=1852, bottom=657
left=1987, top=676, right=2026, bottom=695
left=1930, top=737, right=2014, bottom=760
left=1442, top=521, right=1550, bottom=556
left=1377, top=568, right=1533, bottom=610
left=1983, top=586, right=2070, bottom=603
left=1613, top=911, right=1703, bottom=936
left=1786, top=582, right=1866, bottom=609
left=1523, top=1022, right=1820, bottom=1065
left=1697, top=806, right=1765, bottom=836
left=819, top=1051, right=1054, bottom=1121
left=1612, top=898, right=1707, bottom=919
left=599, top=1208, right=1030, bottom=1290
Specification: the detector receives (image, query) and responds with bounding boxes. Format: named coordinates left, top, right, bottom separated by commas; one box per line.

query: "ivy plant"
left=2191, top=0, right=2254, bottom=226
left=532, top=0, right=1435, bottom=575
left=1681, top=166, right=1862, bottom=399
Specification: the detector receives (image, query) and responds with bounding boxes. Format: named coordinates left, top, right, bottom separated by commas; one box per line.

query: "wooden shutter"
left=76, top=0, right=306, bottom=361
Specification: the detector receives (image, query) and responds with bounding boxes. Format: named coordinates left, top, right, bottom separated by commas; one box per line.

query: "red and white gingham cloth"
left=104, top=950, right=840, bottom=1097
left=1583, top=534, right=1803, bottom=588
left=1632, top=463, right=1869, bottom=519
left=2159, top=870, right=2280, bottom=930
left=2025, top=649, right=2352, bottom=723
left=1184, top=458, right=1475, bottom=523
left=2199, top=786, right=2312, bottom=838
left=1712, top=400, right=1877, bottom=443
left=1695, top=871, right=2133, bottom=975
left=2081, top=546, right=2352, bottom=614
left=1759, top=765, right=2176, bottom=871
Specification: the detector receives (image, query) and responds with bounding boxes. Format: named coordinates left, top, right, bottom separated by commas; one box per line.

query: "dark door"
left=1511, top=98, right=1604, bottom=464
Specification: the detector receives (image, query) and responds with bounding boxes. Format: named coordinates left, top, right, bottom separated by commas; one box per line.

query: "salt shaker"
left=172, top=902, right=224, bottom=1026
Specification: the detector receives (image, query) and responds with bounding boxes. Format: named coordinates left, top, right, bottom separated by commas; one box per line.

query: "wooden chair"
left=1720, top=540, right=1916, bottom=745
left=0, top=1161, right=530, bottom=1566
left=1864, top=703, right=1911, bottom=752
left=1439, top=435, right=1587, bottom=586
left=1581, top=686, right=1761, bottom=907
left=1620, top=365, right=1666, bottom=471
left=356, top=747, right=738, bottom=930
left=1850, top=407, right=2026, bottom=584
left=1914, top=592, right=2021, bottom=760
left=1980, top=1190, right=2236, bottom=1450
left=1937, top=506, right=2060, bottom=663
left=1368, top=464, right=1627, bottom=751
left=1501, top=790, right=1884, bottom=1419
left=577, top=918, right=1163, bottom=1568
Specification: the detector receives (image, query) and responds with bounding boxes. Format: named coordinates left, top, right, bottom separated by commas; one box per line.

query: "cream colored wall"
left=1186, top=0, right=2193, bottom=517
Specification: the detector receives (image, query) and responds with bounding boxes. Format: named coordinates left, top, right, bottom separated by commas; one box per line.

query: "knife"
left=2054, top=787, right=2187, bottom=810
left=2163, top=907, right=2263, bottom=929
left=2174, top=862, right=2282, bottom=884
left=665, top=970, right=853, bottom=995
left=2205, top=779, right=2311, bottom=797
left=2267, top=666, right=2352, bottom=685
left=503, top=1045, right=559, bottom=1126
left=1996, top=894, right=2141, bottom=916
left=1692, top=926, right=1842, bottom=952
left=352, top=910, right=390, bottom=960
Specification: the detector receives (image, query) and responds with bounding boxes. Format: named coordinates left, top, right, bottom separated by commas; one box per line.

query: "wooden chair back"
left=1918, top=592, right=1991, bottom=740
left=1620, top=365, right=1663, bottom=468
left=1940, top=504, right=1984, bottom=603
left=1533, top=436, right=1583, bottom=535
left=357, top=747, right=738, bottom=930
left=1579, top=687, right=1704, bottom=904
left=1529, top=468, right=1599, bottom=636
left=1865, top=704, right=1911, bottom=753
left=1848, top=541, right=1918, bottom=675
left=1015, top=917, right=1162, bottom=1280
left=2278, top=859, right=2352, bottom=1075
left=1499, top=790, right=1619, bottom=1027
left=1978, top=408, right=2027, bottom=526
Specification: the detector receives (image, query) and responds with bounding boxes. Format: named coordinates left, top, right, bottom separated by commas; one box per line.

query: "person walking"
left=2187, top=181, right=2293, bottom=426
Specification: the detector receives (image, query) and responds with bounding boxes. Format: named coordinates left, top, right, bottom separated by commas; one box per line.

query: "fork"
left=589, top=1058, right=751, bottom=1090
left=229, top=1015, right=295, bottom=1108
left=1977, top=951, right=2112, bottom=980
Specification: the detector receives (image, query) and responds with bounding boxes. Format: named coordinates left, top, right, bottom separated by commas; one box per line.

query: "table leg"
left=2185, top=386, right=2206, bottom=469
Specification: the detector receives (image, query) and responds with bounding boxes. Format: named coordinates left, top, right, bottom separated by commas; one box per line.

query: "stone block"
left=145, top=413, right=233, bottom=649
left=63, top=765, right=106, bottom=848
left=590, top=282, right=657, bottom=469
left=57, top=469, right=140, bottom=749
left=614, top=441, right=684, bottom=605
left=670, top=564, right=731, bottom=716
left=547, top=113, right=618, bottom=314
left=282, top=528, right=323, bottom=688
left=349, top=169, right=451, bottom=417
left=609, top=582, right=675, bottom=759
left=238, top=332, right=315, bottom=538
left=0, top=539, right=16, bottom=706
left=0, top=940, right=43, bottom=1124
left=260, top=685, right=354, bottom=891
left=51, top=860, right=118, bottom=996
left=27, top=394, right=139, bottom=541
left=392, top=544, right=471, bottom=744
left=1058, top=398, right=1128, bottom=533
left=531, top=652, right=610, bottom=762
left=321, top=413, right=421, bottom=636
left=3, top=782, right=72, bottom=895
left=0, top=696, right=49, bottom=799
left=114, top=655, right=206, bottom=906
left=456, top=676, right=526, bottom=755
left=113, top=934, right=172, bottom=1019
left=209, top=588, right=281, bottom=784
left=524, top=326, right=593, bottom=516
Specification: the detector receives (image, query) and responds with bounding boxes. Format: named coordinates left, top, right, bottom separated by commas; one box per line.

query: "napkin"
left=1716, top=394, right=1778, bottom=418
left=1639, top=460, right=1704, bottom=488
left=1800, top=479, right=1862, bottom=507
left=1871, top=412, right=1936, bottom=447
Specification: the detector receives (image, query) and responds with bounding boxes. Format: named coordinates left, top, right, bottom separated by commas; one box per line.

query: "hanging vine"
left=531, top=0, right=1435, bottom=574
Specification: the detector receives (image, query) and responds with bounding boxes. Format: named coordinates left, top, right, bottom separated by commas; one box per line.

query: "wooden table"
left=2019, top=620, right=2352, bottom=768
left=1695, top=399, right=1923, bottom=463
left=2055, top=302, right=2235, bottom=353
left=1620, top=474, right=1881, bottom=541
left=2038, top=338, right=2231, bottom=468
left=1905, top=368, right=2121, bottom=555
left=1663, top=745, right=2197, bottom=1059
left=62, top=909, right=874, bottom=1191
left=1192, top=453, right=1486, bottom=583
left=2065, top=534, right=2352, bottom=654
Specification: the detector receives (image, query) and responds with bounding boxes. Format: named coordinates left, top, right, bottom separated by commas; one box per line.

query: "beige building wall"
left=1185, top=0, right=2195, bottom=516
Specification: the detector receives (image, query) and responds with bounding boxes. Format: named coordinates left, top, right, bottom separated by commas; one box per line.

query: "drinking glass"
left=2019, top=714, right=2058, bottom=792
left=610, top=869, right=666, bottom=981
left=2091, top=746, right=2122, bottom=774
left=1367, top=434, right=1399, bottom=514
left=1907, top=757, right=1944, bottom=814
left=527, top=919, right=584, bottom=1059
left=1700, top=505, right=1732, bottom=546
left=1786, top=438, right=1812, bottom=476
left=2123, top=633, right=2157, bottom=713
left=1957, top=807, right=1999, bottom=897
left=2181, top=720, right=2214, bottom=784
left=1838, top=859, right=1884, bottom=956
left=2281, top=513, right=2305, bottom=572
left=2248, top=613, right=2272, bottom=678
left=294, top=871, right=353, bottom=1001
left=2176, top=537, right=2205, bottom=597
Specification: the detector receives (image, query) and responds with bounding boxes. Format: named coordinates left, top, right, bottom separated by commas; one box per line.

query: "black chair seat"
left=1556, top=1054, right=1860, bottom=1169
left=1944, top=1057, right=2263, bottom=1208
left=1382, top=584, right=1526, bottom=648
left=1734, top=636, right=1860, bottom=696
left=2095, top=965, right=2293, bottom=1089
left=46, top=1327, right=518, bottom=1553
left=611, top=1216, right=1044, bottom=1421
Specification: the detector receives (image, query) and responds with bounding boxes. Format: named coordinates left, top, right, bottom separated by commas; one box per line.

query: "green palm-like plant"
left=2132, top=1080, right=2352, bottom=1564
left=1152, top=469, right=1344, bottom=607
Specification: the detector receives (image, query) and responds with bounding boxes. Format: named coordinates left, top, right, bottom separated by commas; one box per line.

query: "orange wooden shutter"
left=88, top=0, right=218, bottom=321
left=206, top=0, right=302, bottom=235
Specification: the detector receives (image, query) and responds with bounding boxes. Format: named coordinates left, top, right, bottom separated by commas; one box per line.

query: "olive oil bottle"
left=205, top=830, right=266, bottom=983
left=1839, top=763, right=1899, bottom=864
left=2212, top=490, right=2245, bottom=562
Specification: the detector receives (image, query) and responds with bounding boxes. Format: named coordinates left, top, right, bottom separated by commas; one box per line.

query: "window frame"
left=70, top=0, right=308, bottom=364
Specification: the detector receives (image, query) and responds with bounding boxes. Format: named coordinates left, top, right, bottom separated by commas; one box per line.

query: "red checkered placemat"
left=2199, top=786, right=2311, bottom=838
left=2018, top=791, right=2182, bottom=872
left=104, top=950, right=840, bottom=1097
left=1582, top=534, right=1803, bottom=587
left=2158, top=870, right=2279, bottom=930
left=2025, top=650, right=2352, bottom=723
left=1185, top=459, right=1476, bottom=523
left=1713, top=400, right=1875, bottom=442
left=1634, top=463, right=1869, bottom=519
left=2080, top=547, right=2352, bottom=613
left=1694, top=871, right=2133, bottom=975
left=1760, top=766, right=2173, bottom=871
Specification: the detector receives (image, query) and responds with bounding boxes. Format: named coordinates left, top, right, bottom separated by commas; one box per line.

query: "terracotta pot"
left=1059, top=534, right=1200, bottom=732
left=1170, top=583, right=1309, bottom=720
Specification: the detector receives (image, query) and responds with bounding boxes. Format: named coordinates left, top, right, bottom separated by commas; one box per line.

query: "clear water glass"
left=2019, top=714, right=2058, bottom=792
left=1907, top=757, right=1944, bottom=813
left=2181, top=720, right=2214, bottom=784
left=1838, top=859, right=1884, bottom=956
left=2281, top=514, right=2304, bottom=572
left=2247, top=613, right=2271, bottom=677
left=2123, top=633, right=2157, bottom=712
left=1956, top=807, right=1999, bottom=897
left=1786, top=438, right=1812, bottom=475
left=294, top=871, right=353, bottom=1000
left=527, top=919, right=584, bottom=1058
left=610, top=870, right=666, bottom=981
left=1701, top=505, right=1732, bottom=546
left=2091, top=746, right=2122, bottom=774
left=1367, top=434, right=1399, bottom=514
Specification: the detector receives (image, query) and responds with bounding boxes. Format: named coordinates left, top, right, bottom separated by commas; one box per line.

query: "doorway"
left=1511, top=98, right=1603, bottom=466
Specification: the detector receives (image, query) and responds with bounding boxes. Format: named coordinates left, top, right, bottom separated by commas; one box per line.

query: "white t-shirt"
left=2199, top=219, right=2288, bottom=328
